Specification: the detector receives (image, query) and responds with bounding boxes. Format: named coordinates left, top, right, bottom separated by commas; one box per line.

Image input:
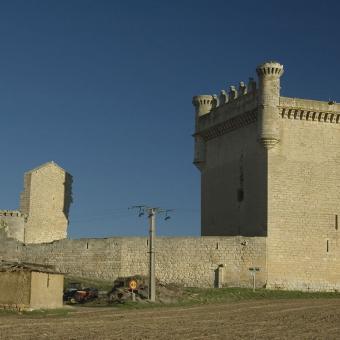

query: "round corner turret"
left=256, top=61, right=284, bottom=77
left=192, top=95, right=214, bottom=117
left=256, top=61, right=284, bottom=149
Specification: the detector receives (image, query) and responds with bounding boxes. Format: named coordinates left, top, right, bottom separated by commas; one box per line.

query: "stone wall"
left=202, top=121, right=267, bottom=236
left=193, top=81, right=267, bottom=237
left=30, top=272, right=64, bottom=309
left=0, top=271, right=31, bottom=306
left=0, top=236, right=266, bottom=288
left=20, top=162, right=72, bottom=244
left=0, top=211, right=25, bottom=242
left=267, top=105, right=340, bottom=291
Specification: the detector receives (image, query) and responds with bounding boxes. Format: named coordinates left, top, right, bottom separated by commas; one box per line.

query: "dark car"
left=73, top=287, right=99, bottom=303
left=63, top=287, right=78, bottom=301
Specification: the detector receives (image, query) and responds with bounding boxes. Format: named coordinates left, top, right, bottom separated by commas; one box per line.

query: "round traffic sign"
left=128, top=279, right=138, bottom=290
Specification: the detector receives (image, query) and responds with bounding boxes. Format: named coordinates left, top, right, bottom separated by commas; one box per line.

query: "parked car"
left=63, top=287, right=78, bottom=302
left=73, top=288, right=99, bottom=303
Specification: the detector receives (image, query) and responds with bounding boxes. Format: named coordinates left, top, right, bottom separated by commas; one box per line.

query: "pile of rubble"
left=64, top=275, right=186, bottom=305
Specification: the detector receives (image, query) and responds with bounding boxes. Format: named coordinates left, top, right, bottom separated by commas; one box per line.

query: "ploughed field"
left=1, top=299, right=340, bottom=339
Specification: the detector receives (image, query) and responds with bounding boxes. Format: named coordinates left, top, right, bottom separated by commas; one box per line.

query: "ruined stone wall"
left=0, top=211, right=25, bottom=242
left=0, top=236, right=266, bottom=288
left=20, top=162, right=72, bottom=244
left=267, top=101, right=340, bottom=291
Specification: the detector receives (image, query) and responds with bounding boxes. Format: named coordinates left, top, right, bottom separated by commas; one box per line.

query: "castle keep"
left=1, top=61, right=339, bottom=291
left=193, top=61, right=340, bottom=290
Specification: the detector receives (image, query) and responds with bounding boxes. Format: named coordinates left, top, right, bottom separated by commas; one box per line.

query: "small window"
left=237, top=189, right=244, bottom=202
left=327, top=240, right=329, bottom=253
left=335, top=215, right=338, bottom=230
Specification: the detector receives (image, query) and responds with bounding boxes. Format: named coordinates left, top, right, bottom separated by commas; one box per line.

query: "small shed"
left=0, top=261, right=64, bottom=310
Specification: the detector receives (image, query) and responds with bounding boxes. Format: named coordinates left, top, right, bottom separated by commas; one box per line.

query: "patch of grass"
left=21, top=308, right=69, bottom=318
left=0, top=308, right=69, bottom=318
left=182, top=287, right=340, bottom=304
left=110, top=287, right=340, bottom=310
left=63, top=275, right=340, bottom=311
left=0, top=309, right=19, bottom=316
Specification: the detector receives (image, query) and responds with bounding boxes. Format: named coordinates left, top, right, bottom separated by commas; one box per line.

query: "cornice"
left=280, top=107, right=340, bottom=124
left=196, top=110, right=257, bottom=142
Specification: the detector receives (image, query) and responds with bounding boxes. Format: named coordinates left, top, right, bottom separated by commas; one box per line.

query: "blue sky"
left=0, top=0, right=339, bottom=238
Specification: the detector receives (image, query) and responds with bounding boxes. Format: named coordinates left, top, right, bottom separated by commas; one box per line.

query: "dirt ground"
left=1, top=299, right=340, bottom=339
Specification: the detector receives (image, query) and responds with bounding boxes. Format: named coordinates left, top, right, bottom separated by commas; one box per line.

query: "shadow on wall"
left=63, top=173, right=73, bottom=218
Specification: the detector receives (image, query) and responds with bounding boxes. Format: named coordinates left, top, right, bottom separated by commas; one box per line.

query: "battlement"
left=192, top=61, right=288, bottom=150
left=193, top=78, right=257, bottom=116
left=193, top=61, right=340, bottom=155
left=193, top=79, right=258, bottom=135
left=279, top=97, right=340, bottom=118
left=279, top=98, right=340, bottom=124
left=256, top=61, right=284, bottom=77
left=0, top=210, right=25, bottom=218
left=192, top=95, right=215, bottom=117
left=0, top=211, right=26, bottom=243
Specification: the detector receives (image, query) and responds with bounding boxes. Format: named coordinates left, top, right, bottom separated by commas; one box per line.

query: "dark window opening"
left=237, top=189, right=244, bottom=202
left=336, top=215, right=338, bottom=230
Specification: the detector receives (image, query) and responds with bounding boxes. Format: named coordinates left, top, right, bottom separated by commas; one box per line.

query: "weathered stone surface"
left=20, top=162, right=72, bottom=244
left=193, top=61, right=340, bottom=291
left=0, top=236, right=266, bottom=288
left=0, top=211, right=25, bottom=242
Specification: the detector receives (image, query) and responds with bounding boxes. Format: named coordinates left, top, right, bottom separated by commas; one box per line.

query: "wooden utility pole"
left=148, top=208, right=156, bottom=302
left=130, top=205, right=173, bottom=303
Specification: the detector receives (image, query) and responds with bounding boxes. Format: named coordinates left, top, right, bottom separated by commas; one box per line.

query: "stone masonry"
left=0, top=161, right=73, bottom=244
left=1, top=61, right=339, bottom=291
left=0, top=210, right=25, bottom=242
left=20, top=161, right=73, bottom=243
left=0, top=236, right=266, bottom=288
left=193, top=61, right=340, bottom=291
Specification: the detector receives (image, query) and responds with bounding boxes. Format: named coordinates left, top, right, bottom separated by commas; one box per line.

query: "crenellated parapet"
left=193, top=79, right=258, bottom=121
left=192, top=95, right=215, bottom=118
left=0, top=210, right=26, bottom=243
left=192, top=61, right=285, bottom=152
left=193, top=79, right=258, bottom=132
left=192, top=75, right=259, bottom=169
left=192, top=60, right=340, bottom=160
left=0, top=210, right=26, bottom=218
left=279, top=97, right=340, bottom=124
left=256, top=61, right=284, bottom=77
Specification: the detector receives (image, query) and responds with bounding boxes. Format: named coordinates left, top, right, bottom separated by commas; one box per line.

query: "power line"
left=130, top=205, right=173, bottom=302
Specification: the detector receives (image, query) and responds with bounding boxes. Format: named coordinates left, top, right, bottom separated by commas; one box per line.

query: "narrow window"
left=327, top=240, right=329, bottom=253
left=335, top=215, right=338, bottom=230
left=216, top=242, right=219, bottom=250
left=237, top=189, right=244, bottom=202
left=47, top=274, right=50, bottom=288
left=86, top=242, right=89, bottom=249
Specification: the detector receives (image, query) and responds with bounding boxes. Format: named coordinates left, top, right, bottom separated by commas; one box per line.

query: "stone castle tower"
left=193, top=61, right=340, bottom=290
left=0, top=161, right=72, bottom=244
left=19, top=161, right=73, bottom=243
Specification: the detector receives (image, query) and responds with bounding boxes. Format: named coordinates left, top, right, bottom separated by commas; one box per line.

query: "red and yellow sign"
left=128, top=279, right=138, bottom=290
